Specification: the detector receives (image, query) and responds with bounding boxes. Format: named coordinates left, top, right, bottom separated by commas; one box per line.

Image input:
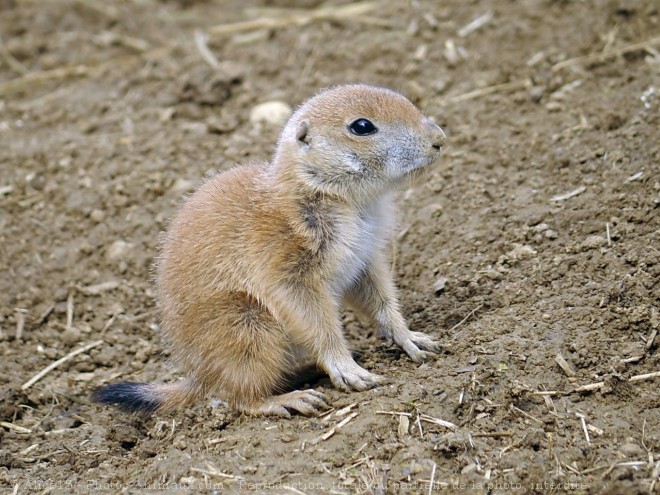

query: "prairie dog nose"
left=425, top=118, right=446, bottom=149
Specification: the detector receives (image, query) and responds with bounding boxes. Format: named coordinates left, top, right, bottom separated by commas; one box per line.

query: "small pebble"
left=506, top=244, right=537, bottom=260
left=249, top=101, right=292, bottom=127
left=28, top=174, right=47, bottom=191
left=545, top=101, right=563, bottom=112
left=433, top=277, right=448, bottom=294
left=173, top=436, right=187, bottom=450
left=619, top=442, right=644, bottom=457
left=170, top=178, right=195, bottom=195
left=90, top=209, right=105, bottom=223
left=61, top=328, right=81, bottom=345
left=106, top=240, right=133, bottom=262
left=280, top=433, right=299, bottom=443
left=582, top=235, right=607, bottom=249
left=461, top=463, right=479, bottom=475
left=529, top=86, right=545, bottom=103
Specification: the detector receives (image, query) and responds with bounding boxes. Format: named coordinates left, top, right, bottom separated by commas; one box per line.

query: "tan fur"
left=153, top=84, right=446, bottom=416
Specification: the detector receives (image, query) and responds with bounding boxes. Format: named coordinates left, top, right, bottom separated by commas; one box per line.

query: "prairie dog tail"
left=93, top=380, right=195, bottom=413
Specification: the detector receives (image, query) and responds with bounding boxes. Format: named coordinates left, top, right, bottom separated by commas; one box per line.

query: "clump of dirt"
left=1, top=0, right=658, bottom=493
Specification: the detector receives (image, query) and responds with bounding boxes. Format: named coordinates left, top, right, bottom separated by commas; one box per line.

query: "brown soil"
left=1, top=1, right=659, bottom=494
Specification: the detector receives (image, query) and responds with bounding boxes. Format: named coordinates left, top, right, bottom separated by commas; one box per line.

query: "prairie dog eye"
left=348, top=118, right=377, bottom=136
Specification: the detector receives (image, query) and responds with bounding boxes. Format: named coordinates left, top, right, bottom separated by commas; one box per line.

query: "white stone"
left=249, top=101, right=292, bottom=127
left=106, top=240, right=134, bottom=262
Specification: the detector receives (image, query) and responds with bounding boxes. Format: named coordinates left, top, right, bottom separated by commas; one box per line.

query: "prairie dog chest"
left=330, top=200, right=394, bottom=295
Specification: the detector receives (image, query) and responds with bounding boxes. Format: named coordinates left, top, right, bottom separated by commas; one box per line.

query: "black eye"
left=349, top=118, right=377, bottom=136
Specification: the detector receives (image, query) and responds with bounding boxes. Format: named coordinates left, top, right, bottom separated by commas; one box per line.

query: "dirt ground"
left=1, top=0, right=659, bottom=493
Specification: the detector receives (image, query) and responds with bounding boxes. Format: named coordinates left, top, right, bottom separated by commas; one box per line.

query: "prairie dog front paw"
left=321, top=356, right=387, bottom=392
left=380, top=327, right=442, bottom=363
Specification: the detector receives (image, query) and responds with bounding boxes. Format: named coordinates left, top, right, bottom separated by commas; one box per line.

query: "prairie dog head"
left=274, top=84, right=446, bottom=201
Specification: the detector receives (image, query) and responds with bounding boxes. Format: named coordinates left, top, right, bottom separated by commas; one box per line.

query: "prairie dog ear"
left=296, top=120, right=310, bottom=147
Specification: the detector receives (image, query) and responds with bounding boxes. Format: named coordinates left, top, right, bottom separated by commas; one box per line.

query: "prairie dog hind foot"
left=244, top=390, right=329, bottom=417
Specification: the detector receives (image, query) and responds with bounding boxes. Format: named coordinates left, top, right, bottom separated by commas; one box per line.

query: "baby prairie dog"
left=94, top=84, right=446, bottom=416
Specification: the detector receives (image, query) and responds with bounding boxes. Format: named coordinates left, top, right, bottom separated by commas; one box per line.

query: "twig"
left=573, top=381, right=604, bottom=393
left=651, top=460, right=660, bottom=493
left=100, top=313, right=118, bottom=335
left=0, top=47, right=173, bottom=97
left=552, top=35, right=660, bottom=71
left=0, top=35, right=28, bottom=75
left=587, top=423, right=604, bottom=436
left=15, top=308, right=27, bottom=340
left=334, top=402, right=358, bottom=418
left=436, top=79, right=531, bottom=106
left=282, top=486, right=308, bottom=495
left=0, top=421, right=32, bottom=434
left=416, top=412, right=424, bottom=439
left=530, top=390, right=563, bottom=396
left=191, top=466, right=239, bottom=480
left=377, top=411, right=458, bottom=431
left=66, top=290, right=74, bottom=332
left=398, top=414, right=410, bottom=437
left=628, top=370, right=660, bottom=383
left=35, top=303, right=55, bottom=326
left=551, top=186, right=586, bottom=202
left=606, top=223, right=612, bottom=246
left=73, top=0, right=119, bottom=20
left=315, top=426, right=337, bottom=443
left=319, top=407, right=337, bottom=419
left=193, top=30, right=220, bottom=69
left=207, top=2, right=386, bottom=36
left=555, top=353, right=576, bottom=377
left=355, top=442, right=368, bottom=456
left=602, top=460, right=647, bottom=477
left=428, top=462, right=436, bottom=495
left=21, top=340, right=104, bottom=390
left=312, top=411, right=358, bottom=444
left=420, top=413, right=458, bottom=431
left=581, top=461, right=634, bottom=475
left=576, top=413, right=590, bottom=444
left=562, top=462, right=581, bottom=475
left=457, top=11, right=493, bottom=38
left=574, top=370, right=660, bottom=393
left=543, top=394, right=557, bottom=415
left=449, top=304, right=484, bottom=335
left=345, top=455, right=370, bottom=471
left=645, top=329, right=657, bottom=352
left=77, top=281, right=120, bottom=296
left=510, top=404, right=543, bottom=424
left=96, top=31, right=150, bottom=52
left=336, top=411, right=358, bottom=429
left=472, top=431, right=513, bottom=438
left=0, top=65, right=89, bottom=96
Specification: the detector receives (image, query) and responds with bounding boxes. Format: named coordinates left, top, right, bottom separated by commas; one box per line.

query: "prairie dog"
left=94, top=84, right=446, bottom=416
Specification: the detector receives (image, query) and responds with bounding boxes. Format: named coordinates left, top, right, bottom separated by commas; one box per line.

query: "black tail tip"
left=93, top=382, right=161, bottom=413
